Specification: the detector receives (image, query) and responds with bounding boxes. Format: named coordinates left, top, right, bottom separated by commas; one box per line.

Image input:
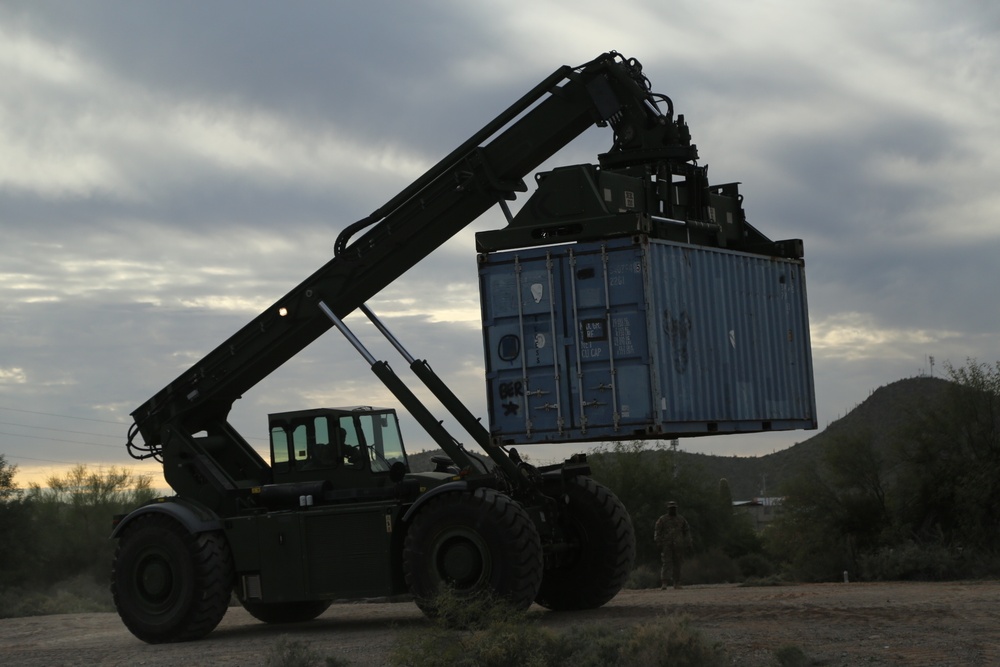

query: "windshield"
left=341, top=411, right=408, bottom=472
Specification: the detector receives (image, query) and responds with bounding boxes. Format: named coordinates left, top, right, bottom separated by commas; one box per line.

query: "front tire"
left=403, top=488, right=542, bottom=614
left=535, top=476, right=635, bottom=610
left=112, top=514, right=233, bottom=643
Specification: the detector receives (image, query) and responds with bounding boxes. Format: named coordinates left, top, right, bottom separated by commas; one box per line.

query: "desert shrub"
left=681, top=548, right=741, bottom=585
left=390, top=589, right=550, bottom=667
left=773, top=644, right=813, bottom=667
left=613, top=616, right=728, bottom=667
left=624, top=564, right=661, bottom=589
left=547, top=615, right=727, bottom=667
left=25, top=465, right=156, bottom=587
left=738, top=574, right=787, bottom=587
left=587, top=442, right=735, bottom=567
left=391, top=589, right=728, bottom=667
left=263, top=638, right=349, bottom=667
left=0, top=573, right=113, bottom=618
left=857, top=543, right=966, bottom=581
left=737, top=552, right=776, bottom=579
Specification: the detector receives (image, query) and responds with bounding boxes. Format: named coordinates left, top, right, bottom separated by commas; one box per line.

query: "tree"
left=764, top=428, right=892, bottom=580
left=895, top=359, right=1000, bottom=550
left=27, top=464, right=156, bottom=583
left=0, top=454, right=16, bottom=501
left=772, top=359, right=1000, bottom=582
left=587, top=441, right=735, bottom=567
left=0, top=455, right=36, bottom=589
left=765, top=458, right=851, bottom=581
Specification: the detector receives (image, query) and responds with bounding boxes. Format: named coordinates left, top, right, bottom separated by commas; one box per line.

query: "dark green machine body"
left=232, top=406, right=459, bottom=603
left=170, top=404, right=587, bottom=605
left=111, top=52, right=803, bottom=644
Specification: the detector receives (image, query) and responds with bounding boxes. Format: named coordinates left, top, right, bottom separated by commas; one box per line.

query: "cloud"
left=1, top=0, right=999, bottom=478
left=0, top=368, right=28, bottom=385
left=811, top=312, right=962, bottom=361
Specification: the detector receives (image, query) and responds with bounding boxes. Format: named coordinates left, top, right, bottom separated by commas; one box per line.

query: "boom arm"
left=127, top=53, right=706, bottom=499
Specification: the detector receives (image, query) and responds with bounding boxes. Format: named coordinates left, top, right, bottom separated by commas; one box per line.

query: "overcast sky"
left=2, top=0, right=997, bottom=489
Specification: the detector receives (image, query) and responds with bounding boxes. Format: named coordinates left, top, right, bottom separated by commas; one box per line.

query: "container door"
left=480, top=252, right=570, bottom=441
left=564, top=243, right=654, bottom=438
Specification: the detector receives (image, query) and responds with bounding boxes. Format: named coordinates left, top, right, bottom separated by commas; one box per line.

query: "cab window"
left=338, top=416, right=365, bottom=469
left=270, top=426, right=290, bottom=465
left=292, top=424, right=309, bottom=463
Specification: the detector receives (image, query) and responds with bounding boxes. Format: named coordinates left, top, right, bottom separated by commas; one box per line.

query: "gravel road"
left=2, top=581, right=997, bottom=666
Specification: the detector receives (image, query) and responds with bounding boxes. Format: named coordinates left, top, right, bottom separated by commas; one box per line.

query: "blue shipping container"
left=478, top=236, right=816, bottom=445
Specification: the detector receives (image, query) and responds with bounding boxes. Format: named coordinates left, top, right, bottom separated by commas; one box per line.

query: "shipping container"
left=478, top=236, right=816, bottom=445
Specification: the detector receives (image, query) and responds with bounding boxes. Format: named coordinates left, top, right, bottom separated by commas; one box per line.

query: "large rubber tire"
left=112, top=514, right=233, bottom=643
left=403, top=488, right=542, bottom=614
left=535, top=476, right=635, bottom=611
left=238, top=597, right=332, bottom=624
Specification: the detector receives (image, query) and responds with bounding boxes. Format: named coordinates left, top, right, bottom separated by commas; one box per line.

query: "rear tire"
left=535, top=476, right=635, bottom=610
left=238, top=597, right=332, bottom=624
left=403, top=488, right=542, bottom=614
left=112, top=514, right=233, bottom=643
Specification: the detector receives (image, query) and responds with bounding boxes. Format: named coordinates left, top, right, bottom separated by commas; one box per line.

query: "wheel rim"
left=132, top=547, right=179, bottom=614
left=431, top=528, right=491, bottom=590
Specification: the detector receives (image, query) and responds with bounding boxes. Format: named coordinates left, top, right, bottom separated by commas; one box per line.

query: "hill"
left=404, top=376, right=954, bottom=499
left=675, top=376, right=952, bottom=499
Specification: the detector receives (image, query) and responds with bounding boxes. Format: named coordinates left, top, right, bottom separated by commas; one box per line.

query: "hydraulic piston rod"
left=319, top=301, right=481, bottom=473
left=358, top=304, right=532, bottom=488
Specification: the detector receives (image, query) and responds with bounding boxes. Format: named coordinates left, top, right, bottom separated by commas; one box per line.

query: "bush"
left=773, top=644, right=813, bottom=667
left=390, top=589, right=728, bottom=666
left=389, top=588, right=550, bottom=666
left=263, top=638, right=349, bottom=667
left=25, top=465, right=156, bottom=586
left=681, top=548, right=741, bottom=585
left=738, top=574, right=787, bottom=587
left=613, top=616, right=728, bottom=667
left=858, top=543, right=966, bottom=581
left=0, top=573, right=113, bottom=618
left=547, top=615, right=728, bottom=667
left=624, top=564, right=661, bottom=590
left=737, top=552, right=776, bottom=579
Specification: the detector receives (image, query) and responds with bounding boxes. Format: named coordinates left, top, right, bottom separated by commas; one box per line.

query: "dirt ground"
left=1, top=581, right=997, bottom=666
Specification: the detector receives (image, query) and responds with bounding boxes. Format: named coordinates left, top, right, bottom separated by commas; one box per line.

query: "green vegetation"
left=586, top=360, right=1000, bottom=585
left=587, top=442, right=765, bottom=584
left=0, top=460, right=155, bottom=617
left=766, top=360, right=1000, bottom=582
left=1, top=359, right=997, bottom=624
left=263, top=638, right=350, bottom=667
left=389, top=588, right=729, bottom=667
left=773, top=644, right=814, bottom=667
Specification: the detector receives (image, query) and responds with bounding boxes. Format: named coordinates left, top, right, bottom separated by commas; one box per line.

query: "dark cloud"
left=2, top=1, right=999, bottom=480
left=1, top=1, right=506, bottom=149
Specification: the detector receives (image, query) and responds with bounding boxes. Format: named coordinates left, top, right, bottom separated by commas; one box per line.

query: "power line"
left=0, top=419, right=120, bottom=442
left=0, top=405, right=128, bottom=425
left=0, top=429, right=120, bottom=449
left=0, top=404, right=269, bottom=444
left=5, top=453, right=97, bottom=465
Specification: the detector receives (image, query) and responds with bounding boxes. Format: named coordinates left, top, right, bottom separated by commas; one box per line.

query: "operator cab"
left=268, top=406, right=409, bottom=486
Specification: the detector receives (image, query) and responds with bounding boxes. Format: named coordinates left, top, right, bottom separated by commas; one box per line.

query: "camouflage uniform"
left=654, top=502, right=692, bottom=589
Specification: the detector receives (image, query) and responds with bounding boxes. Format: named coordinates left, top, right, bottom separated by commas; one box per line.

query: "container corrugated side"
left=478, top=236, right=816, bottom=445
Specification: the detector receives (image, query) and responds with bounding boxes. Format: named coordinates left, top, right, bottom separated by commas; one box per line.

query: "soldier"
left=654, top=501, right=692, bottom=589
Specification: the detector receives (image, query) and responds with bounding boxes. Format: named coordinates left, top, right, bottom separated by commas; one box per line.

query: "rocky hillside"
left=404, top=376, right=954, bottom=499
left=676, top=376, right=952, bottom=499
